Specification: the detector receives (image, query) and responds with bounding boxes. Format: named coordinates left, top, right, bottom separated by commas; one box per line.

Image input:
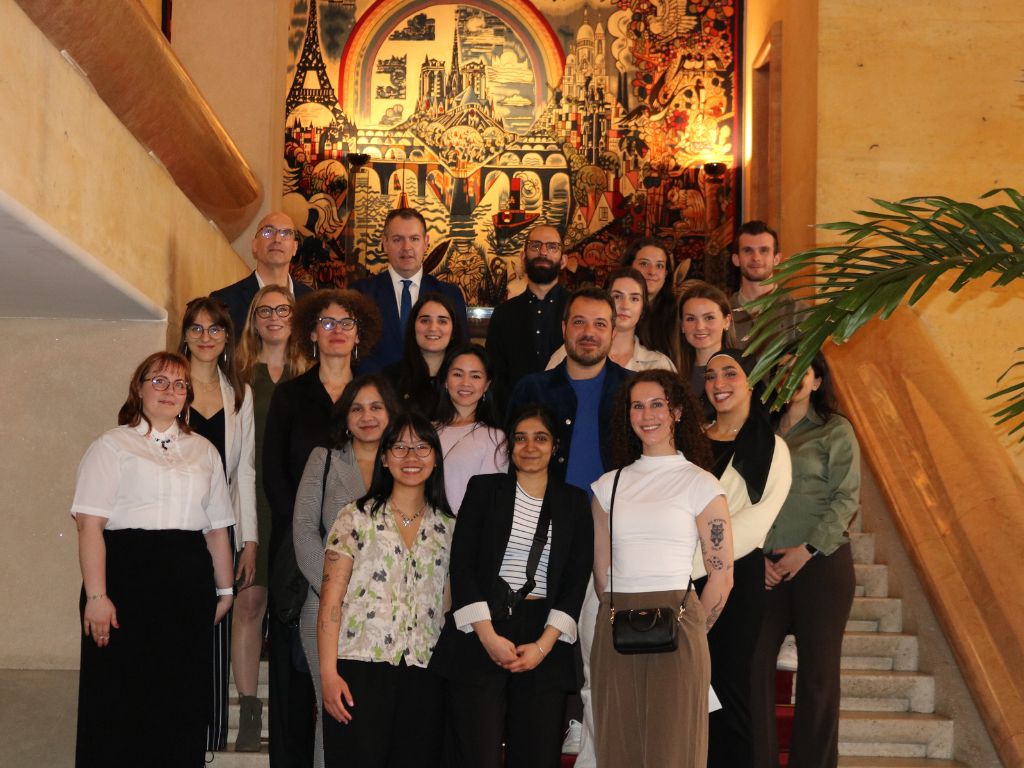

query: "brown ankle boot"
left=234, top=695, right=263, bottom=752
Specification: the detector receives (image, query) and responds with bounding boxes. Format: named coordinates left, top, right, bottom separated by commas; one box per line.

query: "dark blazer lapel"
left=373, top=271, right=401, bottom=326
left=490, top=475, right=517, bottom=575
left=544, top=482, right=571, bottom=599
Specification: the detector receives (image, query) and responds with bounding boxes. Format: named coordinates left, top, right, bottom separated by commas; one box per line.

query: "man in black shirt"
left=486, top=224, right=566, bottom=410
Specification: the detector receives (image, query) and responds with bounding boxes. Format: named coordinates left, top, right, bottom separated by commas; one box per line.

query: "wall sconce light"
left=346, top=152, right=371, bottom=169
left=703, top=162, right=728, bottom=181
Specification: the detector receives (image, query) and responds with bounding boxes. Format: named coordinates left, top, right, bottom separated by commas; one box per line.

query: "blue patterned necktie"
left=399, top=279, right=413, bottom=332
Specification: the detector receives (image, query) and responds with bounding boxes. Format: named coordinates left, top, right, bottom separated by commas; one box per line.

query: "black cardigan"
left=429, top=473, right=593, bottom=690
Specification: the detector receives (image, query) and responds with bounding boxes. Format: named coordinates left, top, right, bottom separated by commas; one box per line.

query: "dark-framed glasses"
left=318, top=316, right=357, bottom=332
left=254, top=304, right=293, bottom=319
left=389, top=442, right=433, bottom=458
left=256, top=226, right=297, bottom=240
left=186, top=324, right=225, bottom=340
left=149, top=376, right=190, bottom=393
left=526, top=240, right=562, bottom=254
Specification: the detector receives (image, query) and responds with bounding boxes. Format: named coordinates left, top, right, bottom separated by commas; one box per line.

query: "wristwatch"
left=804, top=543, right=819, bottom=557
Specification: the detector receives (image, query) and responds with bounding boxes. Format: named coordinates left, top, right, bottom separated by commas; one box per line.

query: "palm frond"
left=745, top=190, right=1024, bottom=439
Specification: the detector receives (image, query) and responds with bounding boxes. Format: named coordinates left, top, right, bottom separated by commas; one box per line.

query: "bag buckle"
left=677, top=604, right=686, bottom=622
left=609, top=606, right=616, bottom=625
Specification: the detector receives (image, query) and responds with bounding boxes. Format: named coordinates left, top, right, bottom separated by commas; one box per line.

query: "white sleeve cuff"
left=453, top=601, right=491, bottom=632
left=546, top=609, right=578, bottom=644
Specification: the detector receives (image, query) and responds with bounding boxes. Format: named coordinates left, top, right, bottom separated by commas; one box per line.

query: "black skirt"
left=76, top=528, right=216, bottom=768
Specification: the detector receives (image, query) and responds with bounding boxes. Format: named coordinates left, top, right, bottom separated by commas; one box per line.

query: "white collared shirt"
left=71, top=423, right=235, bottom=533
left=254, top=268, right=296, bottom=297
left=387, top=265, right=423, bottom=312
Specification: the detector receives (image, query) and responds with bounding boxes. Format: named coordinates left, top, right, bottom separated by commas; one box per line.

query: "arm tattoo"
left=708, top=555, right=724, bottom=571
left=326, top=551, right=341, bottom=562
left=705, top=596, right=724, bottom=632
left=709, top=519, right=725, bottom=549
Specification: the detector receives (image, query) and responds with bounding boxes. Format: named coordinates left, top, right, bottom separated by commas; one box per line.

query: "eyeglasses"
left=256, top=226, right=297, bottom=240
left=186, top=324, right=225, bottom=340
left=526, top=240, right=562, bottom=254
left=389, top=442, right=433, bottom=458
left=149, top=376, right=190, bottom=393
left=318, top=316, right=357, bottom=332
left=254, top=304, right=293, bottom=319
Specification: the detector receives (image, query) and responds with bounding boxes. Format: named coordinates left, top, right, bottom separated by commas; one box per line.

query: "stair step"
left=840, top=671, right=934, bottom=713
left=842, top=633, right=919, bottom=671
left=837, top=758, right=966, bottom=767
left=849, top=598, right=902, bottom=633
left=850, top=532, right=875, bottom=565
left=208, top=742, right=269, bottom=766
left=854, top=563, right=889, bottom=597
left=838, top=712, right=953, bottom=759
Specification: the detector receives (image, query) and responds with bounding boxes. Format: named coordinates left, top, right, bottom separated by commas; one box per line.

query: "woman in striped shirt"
left=430, top=404, right=594, bottom=768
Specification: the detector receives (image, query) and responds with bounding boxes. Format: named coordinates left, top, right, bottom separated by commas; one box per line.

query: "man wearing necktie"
left=351, top=207, right=468, bottom=372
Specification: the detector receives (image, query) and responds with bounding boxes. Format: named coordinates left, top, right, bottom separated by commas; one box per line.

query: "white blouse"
left=71, top=422, right=235, bottom=533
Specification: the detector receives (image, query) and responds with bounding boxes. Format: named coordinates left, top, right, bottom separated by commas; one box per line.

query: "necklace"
left=193, top=377, right=219, bottom=390
left=392, top=502, right=427, bottom=528
left=708, top=419, right=740, bottom=436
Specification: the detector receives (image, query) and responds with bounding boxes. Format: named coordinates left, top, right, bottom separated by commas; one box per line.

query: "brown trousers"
left=591, top=588, right=710, bottom=768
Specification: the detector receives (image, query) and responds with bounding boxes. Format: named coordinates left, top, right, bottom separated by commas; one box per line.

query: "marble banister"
left=15, top=0, right=261, bottom=240
left=827, top=307, right=1024, bottom=767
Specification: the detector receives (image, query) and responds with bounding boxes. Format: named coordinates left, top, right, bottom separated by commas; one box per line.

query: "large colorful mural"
left=283, top=0, right=741, bottom=304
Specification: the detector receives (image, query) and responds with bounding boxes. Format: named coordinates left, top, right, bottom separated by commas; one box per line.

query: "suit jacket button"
left=558, top=457, right=565, bottom=463
left=564, top=418, right=572, bottom=425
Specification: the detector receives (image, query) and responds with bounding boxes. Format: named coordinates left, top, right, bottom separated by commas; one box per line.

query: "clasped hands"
left=480, top=629, right=546, bottom=672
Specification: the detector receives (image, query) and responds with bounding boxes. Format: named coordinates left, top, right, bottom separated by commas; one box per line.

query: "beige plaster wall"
left=0, top=319, right=166, bottom=668
left=172, top=0, right=293, bottom=261
left=0, top=1, right=247, bottom=315
left=814, top=0, right=1024, bottom=479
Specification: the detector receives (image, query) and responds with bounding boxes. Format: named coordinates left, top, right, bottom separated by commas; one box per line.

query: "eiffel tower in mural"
left=286, top=0, right=338, bottom=115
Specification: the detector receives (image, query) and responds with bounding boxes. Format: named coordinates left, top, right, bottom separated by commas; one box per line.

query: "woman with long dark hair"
left=751, top=354, right=860, bottom=768
left=178, top=296, right=256, bottom=752
left=72, top=351, right=234, bottom=766
left=293, top=374, right=400, bottom=768
left=383, top=291, right=466, bottom=416
left=434, top=343, right=507, bottom=513
left=430, top=404, right=593, bottom=768
left=317, top=413, right=454, bottom=767
left=699, top=349, right=792, bottom=768
left=590, top=369, right=734, bottom=768
left=621, top=237, right=680, bottom=363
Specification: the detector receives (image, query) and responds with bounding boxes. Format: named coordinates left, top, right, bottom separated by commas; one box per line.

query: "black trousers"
left=443, top=600, right=568, bottom=768
left=322, top=658, right=444, bottom=768
left=696, top=549, right=766, bottom=768
left=751, top=544, right=855, bottom=768
left=268, top=609, right=315, bottom=768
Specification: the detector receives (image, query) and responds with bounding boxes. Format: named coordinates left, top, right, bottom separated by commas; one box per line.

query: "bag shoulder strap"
left=522, top=488, right=554, bottom=592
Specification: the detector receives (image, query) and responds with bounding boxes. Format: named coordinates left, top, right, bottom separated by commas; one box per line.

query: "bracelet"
left=87, top=593, right=106, bottom=601
left=535, top=642, right=547, bottom=656
left=215, top=587, right=234, bottom=597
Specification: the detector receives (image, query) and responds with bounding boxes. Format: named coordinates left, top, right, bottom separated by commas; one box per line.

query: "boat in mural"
left=492, top=178, right=538, bottom=233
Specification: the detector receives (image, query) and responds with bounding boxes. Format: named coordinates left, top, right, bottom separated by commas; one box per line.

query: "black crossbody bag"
left=607, top=467, right=693, bottom=654
left=488, top=492, right=553, bottom=621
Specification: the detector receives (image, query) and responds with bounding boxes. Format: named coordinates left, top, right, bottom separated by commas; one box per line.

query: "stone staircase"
left=813, top=529, right=964, bottom=765
left=204, top=661, right=270, bottom=767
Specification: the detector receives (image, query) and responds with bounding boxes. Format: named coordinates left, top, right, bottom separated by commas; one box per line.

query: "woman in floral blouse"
left=316, top=411, right=453, bottom=768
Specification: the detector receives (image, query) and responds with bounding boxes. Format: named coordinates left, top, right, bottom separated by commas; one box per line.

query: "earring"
left=184, top=407, right=191, bottom=426
left=354, top=343, right=359, bottom=362
left=222, top=349, right=228, bottom=364
left=312, top=341, right=318, bottom=359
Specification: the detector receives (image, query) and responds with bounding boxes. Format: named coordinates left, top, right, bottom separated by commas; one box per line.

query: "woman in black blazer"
left=430, top=404, right=593, bottom=768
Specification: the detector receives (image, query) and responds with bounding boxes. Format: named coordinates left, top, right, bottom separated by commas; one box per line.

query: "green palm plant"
left=745, top=188, right=1024, bottom=439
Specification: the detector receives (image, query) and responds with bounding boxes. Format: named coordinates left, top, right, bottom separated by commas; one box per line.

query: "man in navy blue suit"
left=350, top=207, right=467, bottom=371
left=211, top=211, right=313, bottom=338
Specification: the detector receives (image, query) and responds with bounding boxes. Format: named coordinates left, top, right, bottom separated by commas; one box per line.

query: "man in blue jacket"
left=350, top=207, right=467, bottom=371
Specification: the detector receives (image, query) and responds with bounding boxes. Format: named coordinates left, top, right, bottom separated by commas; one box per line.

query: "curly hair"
left=292, top=289, right=381, bottom=361
left=179, top=296, right=244, bottom=413
left=609, top=370, right=713, bottom=471
left=235, top=284, right=309, bottom=384
left=118, top=351, right=193, bottom=434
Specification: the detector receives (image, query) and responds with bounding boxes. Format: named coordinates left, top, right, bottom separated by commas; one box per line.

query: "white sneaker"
left=776, top=635, right=798, bottom=671
left=561, top=719, right=583, bottom=755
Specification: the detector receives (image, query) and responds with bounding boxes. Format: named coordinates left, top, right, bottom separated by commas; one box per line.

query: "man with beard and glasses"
left=729, top=220, right=806, bottom=351
left=486, top=225, right=567, bottom=410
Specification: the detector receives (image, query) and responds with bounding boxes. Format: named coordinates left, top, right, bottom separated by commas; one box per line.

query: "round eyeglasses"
left=388, top=443, right=433, bottom=458
left=186, top=324, right=225, bottom=340
left=526, top=240, right=562, bottom=254
left=256, top=226, right=297, bottom=240
left=254, top=304, right=293, bottom=319
left=149, top=376, right=190, bottom=393
left=318, top=316, right=358, bottom=332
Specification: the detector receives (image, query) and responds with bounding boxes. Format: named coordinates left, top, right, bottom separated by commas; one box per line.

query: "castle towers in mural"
left=416, top=24, right=497, bottom=122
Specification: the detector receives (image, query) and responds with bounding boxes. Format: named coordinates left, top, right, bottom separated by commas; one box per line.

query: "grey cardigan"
left=292, top=446, right=367, bottom=591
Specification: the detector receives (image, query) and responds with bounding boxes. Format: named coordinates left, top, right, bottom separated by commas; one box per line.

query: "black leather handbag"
left=607, top=468, right=693, bottom=655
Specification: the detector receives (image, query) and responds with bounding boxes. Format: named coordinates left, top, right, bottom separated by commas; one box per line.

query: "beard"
left=565, top=336, right=610, bottom=367
left=525, top=258, right=561, bottom=284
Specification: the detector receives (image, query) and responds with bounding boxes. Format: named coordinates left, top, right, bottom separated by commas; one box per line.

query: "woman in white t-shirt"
left=71, top=351, right=235, bottom=766
left=590, top=369, right=735, bottom=768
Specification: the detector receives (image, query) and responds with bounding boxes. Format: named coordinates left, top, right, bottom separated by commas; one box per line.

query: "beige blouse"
left=325, top=500, right=453, bottom=668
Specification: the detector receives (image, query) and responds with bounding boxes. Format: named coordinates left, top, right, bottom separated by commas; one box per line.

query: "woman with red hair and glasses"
left=71, top=351, right=235, bottom=767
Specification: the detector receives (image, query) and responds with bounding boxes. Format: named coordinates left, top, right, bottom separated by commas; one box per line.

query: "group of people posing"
left=71, top=208, right=861, bottom=768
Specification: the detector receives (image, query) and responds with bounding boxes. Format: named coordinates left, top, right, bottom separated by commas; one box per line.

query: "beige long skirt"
left=591, top=587, right=710, bottom=768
